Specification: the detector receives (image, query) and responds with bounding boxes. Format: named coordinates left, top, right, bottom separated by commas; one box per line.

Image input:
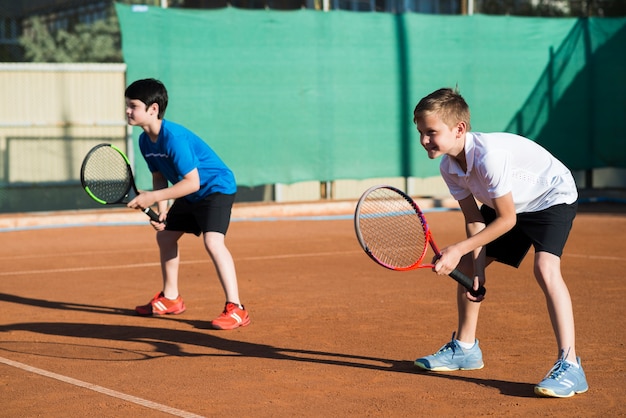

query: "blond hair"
left=413, top=87, right=471, bottom=131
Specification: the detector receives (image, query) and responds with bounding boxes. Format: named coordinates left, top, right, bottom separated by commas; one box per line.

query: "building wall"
left=0, top=63, right=128, bottom=213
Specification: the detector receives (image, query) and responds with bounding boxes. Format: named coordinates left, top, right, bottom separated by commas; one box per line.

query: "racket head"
left=354, top=185, right=431, bottom=271
left=80, top=144, right=134, bottom=205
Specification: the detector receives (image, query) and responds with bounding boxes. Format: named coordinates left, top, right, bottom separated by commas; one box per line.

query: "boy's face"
left=125, top=98, right=157, bottom=126
left=414, top=112, right=465, bottom=160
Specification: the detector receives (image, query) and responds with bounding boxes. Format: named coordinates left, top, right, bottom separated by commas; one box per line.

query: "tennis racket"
left=354, top=185, right=486, bottom=298
left=80, top=143, right=161, bottom=223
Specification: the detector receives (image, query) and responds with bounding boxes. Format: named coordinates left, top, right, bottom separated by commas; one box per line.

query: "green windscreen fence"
left=116, top=4, right=626, bottom=189
left=505, top=18, right=626, bottom=171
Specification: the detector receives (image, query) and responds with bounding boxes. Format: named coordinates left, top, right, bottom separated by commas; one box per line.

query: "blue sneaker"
left=534, top=351, right=588, bottom=398
left=414, top=332, right=484, bottom=371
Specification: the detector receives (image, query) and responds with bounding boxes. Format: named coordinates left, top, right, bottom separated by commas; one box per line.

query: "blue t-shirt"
left=138, top=119, right=236, bottom=202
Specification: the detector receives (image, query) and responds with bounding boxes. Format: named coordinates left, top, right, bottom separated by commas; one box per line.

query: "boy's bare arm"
left=152, top=171, right=169, bottom=220
left=128, top=168, right=201, bottom=213
left=435, top=193, right=516, bottom=276
left=457, top=192, right=516, bottom=255
left=458, top=196, right=487, bottom=281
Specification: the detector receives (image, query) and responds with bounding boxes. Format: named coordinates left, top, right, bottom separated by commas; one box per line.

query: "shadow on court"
left=0, top=292, right=135, bottom=316
left=0, top=316, right=536, bottom=399
left=0, top=293, right=535, bottom=398
left=2, top=214, right=623, bottom=416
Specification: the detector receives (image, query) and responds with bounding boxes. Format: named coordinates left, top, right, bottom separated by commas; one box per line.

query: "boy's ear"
left=455, top=121, right=467, bottom=137
left=148, top=102, right=159, bottom=115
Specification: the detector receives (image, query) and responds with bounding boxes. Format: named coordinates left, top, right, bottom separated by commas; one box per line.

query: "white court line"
left=0, top=262, right=161, bottom=277
left=2, top=251, right=620, bottom=278
left=0, top=356, right=204, bottom=418
left=565, top=253, right=625, bottom=262
left=0, top=250, right=360, bottom=277
left=0, top=248, right=153, bottom=262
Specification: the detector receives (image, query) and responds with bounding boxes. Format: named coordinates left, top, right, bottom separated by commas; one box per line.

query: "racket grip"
left=449, top=269, right=486, bottom=298
left=143, top=207, right=164, bottom=224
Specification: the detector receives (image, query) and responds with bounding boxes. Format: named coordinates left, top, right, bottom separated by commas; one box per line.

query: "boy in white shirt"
left=412, top=87, right=587, bottom=398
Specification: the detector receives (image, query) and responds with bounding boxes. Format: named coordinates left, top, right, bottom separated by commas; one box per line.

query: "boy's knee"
left=203, top=235, right=226, bottom=253
left=156, top=230, right=179, bottom=246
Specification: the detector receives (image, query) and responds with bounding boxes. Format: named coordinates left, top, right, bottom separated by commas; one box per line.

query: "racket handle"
left=143, top=207, right=164, bottom=224
left=449, top=269, right=486, bottom=298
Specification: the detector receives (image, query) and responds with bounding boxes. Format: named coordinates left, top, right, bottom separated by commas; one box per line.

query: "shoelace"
left=544, top=348, right=572, bottom=380
left=545, top=359, right=570, bottom=380
left=435, top=332, right=458, bottom=356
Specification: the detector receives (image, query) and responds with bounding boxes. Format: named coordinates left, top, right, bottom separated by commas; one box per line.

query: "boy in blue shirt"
left=125, top=78, right=249, bottom=330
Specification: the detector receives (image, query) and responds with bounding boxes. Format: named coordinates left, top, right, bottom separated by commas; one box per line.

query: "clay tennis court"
left=1, top=200, right=625, bottom=417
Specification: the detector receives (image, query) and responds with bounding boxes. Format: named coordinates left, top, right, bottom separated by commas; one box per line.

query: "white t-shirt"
left=440, top=132, right=578, bottom=213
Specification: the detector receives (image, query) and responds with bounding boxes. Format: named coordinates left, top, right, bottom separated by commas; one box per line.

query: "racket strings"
left=82, top=146, right=132, bottom=202
left=358, top=189, right=428, bottom=269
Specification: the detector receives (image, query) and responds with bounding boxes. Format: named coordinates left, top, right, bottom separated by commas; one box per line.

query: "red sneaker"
left=135, top=292, right=186, bottom=316
left=211, top=302, right=250, bottom=330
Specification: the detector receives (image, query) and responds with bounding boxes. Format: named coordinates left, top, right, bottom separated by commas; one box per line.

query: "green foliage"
left=479, top=0, right=626, bottom=17
left=19, top=15, right=122, bottom=63
left=14, top=0, right=626, bottom=63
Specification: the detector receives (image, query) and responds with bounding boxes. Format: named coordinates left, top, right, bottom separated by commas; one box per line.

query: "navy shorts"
left=165, top=193, right=235, bottom=236
left=481, top=202, right=577, bottom=268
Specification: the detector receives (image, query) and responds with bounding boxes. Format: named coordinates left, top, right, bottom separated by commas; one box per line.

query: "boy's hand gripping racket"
left=80, top=143, right=161, bottom=223
left=354, top=185, right=486, bottom=298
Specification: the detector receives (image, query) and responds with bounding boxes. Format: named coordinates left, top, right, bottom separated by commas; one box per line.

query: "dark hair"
left=125, top=78, right=168, bottom=119
left=413, top=87, right=471, bottom=131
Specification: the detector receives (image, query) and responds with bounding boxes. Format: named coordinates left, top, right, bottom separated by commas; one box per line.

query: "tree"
left=478, top=0, right=626, bottom=16
left=19, top=15, right=122, bottom=63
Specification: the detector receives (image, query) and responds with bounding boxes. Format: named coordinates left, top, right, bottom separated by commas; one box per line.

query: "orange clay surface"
left=0, top=201, right=625, bottom=417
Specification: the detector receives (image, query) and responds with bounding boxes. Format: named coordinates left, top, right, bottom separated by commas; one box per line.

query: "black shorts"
left=481, top=202, right=577, bottom=268
left=165, top=193, right=235, bottom=236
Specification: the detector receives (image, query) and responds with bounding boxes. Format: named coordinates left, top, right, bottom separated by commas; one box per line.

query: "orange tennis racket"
left=354, top=185, right=486, bottom=298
